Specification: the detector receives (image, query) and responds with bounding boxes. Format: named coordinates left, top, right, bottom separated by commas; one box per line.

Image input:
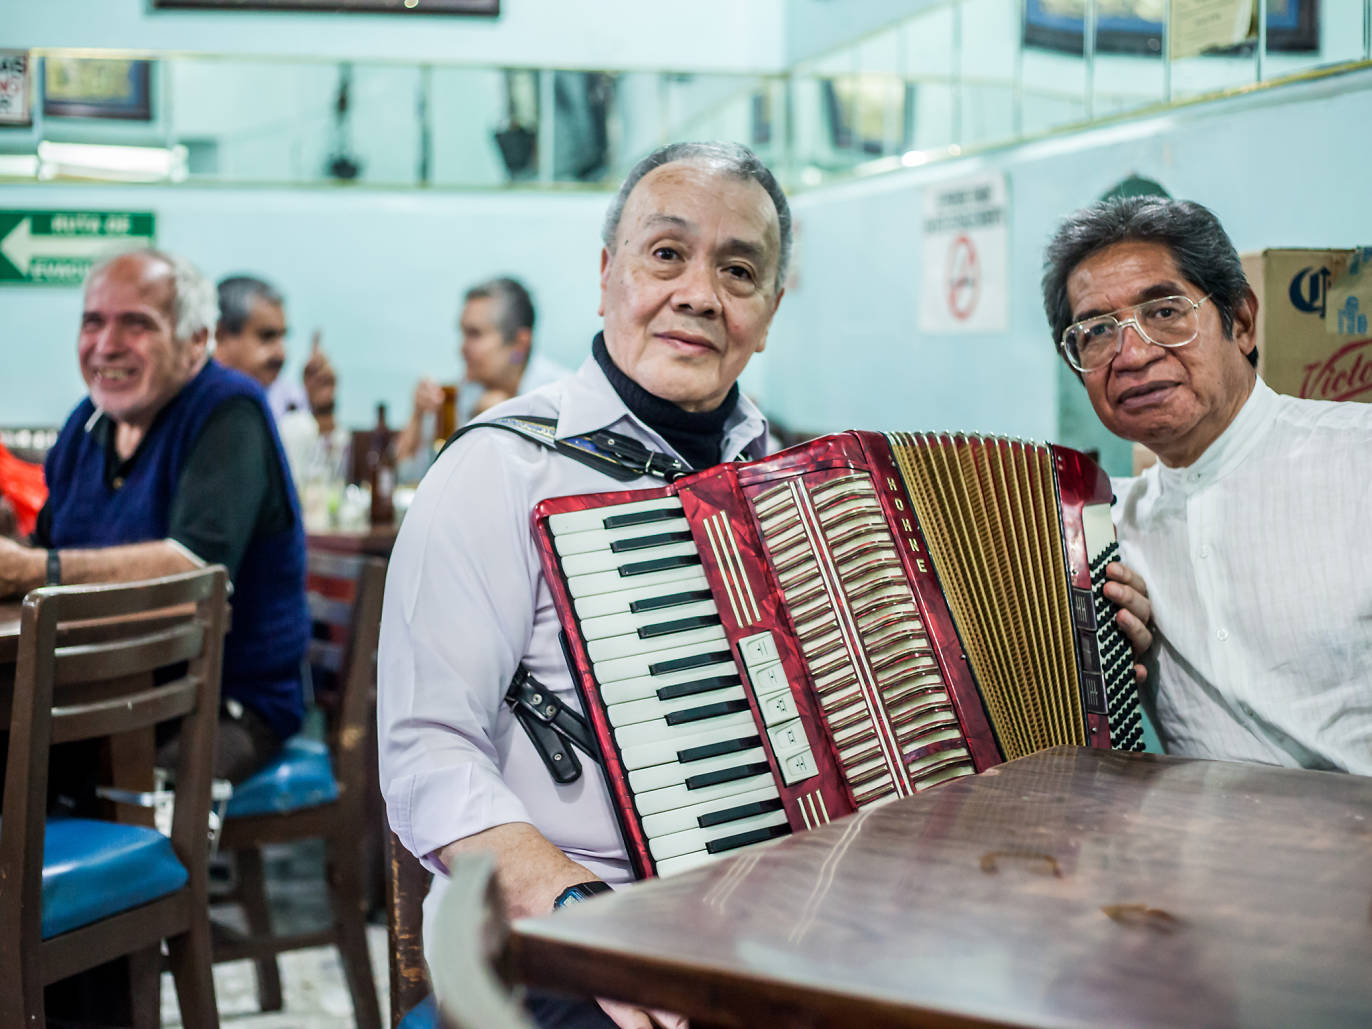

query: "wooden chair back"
left=386, top=829, right=433, bottom=1027
left=0, top=567, right=229, bottom=1027
left=212, top=549, right=385, bottom=1029
left=306, top=548, right=386, bottom=818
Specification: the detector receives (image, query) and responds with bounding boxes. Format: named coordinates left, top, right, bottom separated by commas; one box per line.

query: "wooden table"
left=505, top=748, right=1372, bottom=1028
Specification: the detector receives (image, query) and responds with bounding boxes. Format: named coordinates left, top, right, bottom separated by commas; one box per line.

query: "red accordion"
left=533, top=431, right=1143, bottom=879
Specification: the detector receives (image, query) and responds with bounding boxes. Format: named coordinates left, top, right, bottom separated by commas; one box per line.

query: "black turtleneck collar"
left=592, top=332, right=739, bottom=471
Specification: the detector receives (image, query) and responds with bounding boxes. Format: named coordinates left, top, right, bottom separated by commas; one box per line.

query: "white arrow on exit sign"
left=0, top=217, right=152, bottom=276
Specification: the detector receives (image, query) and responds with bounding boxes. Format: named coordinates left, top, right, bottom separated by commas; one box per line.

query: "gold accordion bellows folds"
left=534, top=431, right=1146, bottom=878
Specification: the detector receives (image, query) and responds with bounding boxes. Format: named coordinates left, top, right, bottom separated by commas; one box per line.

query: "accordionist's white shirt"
left=377, top=352, right=769, bottom=941
left=1113, top=377, right=1372, bottom=774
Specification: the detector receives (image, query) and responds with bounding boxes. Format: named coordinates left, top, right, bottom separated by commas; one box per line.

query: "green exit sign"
left=0, top=210, right=156, bottom=286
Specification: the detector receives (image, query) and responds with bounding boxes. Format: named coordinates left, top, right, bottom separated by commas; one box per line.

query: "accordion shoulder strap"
left=504, top=664, right=600, bottom=784
left=441, top=414, right=691, bottom=483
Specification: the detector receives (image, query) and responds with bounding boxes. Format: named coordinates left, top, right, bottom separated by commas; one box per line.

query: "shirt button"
left=112, top=476, right=125, bottom=489
left=1216, top=628, right=1230, bottom=641
left=1198, top=544, right=1210, bottom=559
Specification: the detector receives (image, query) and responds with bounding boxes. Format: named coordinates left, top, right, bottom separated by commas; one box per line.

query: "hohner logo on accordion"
left=533, top=431, right=1146, bottom=879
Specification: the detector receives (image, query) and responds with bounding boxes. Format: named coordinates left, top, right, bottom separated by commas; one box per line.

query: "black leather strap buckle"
left=504, top=665, right=600, bottom=785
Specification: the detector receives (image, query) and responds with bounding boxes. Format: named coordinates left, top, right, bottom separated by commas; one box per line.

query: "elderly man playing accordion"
left=379, top=141, right=791, bottom=1029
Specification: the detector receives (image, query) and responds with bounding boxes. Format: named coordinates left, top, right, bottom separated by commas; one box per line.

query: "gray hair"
left=217, top=274, right=284, bottom=335
left=1042, top=196, right=1257, bottom=368
left=464, top=276, right=536, bottom=345
left=601, top=141, right=792, bottom=293
left=88, top=248, right=217, bottom=344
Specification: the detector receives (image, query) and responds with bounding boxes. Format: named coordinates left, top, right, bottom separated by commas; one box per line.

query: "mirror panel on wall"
left=1, top=0, right=1367, bottom=191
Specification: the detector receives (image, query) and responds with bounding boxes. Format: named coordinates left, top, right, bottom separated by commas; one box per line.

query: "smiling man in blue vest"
left=0, top=248, right=309, bottom=783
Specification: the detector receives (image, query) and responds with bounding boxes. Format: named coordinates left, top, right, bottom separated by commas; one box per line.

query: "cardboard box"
left=1244, top=248, right=1372, bottom=402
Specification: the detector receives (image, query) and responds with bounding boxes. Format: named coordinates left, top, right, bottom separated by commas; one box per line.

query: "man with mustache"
left=0, top=249, right=308, bottom=783
left=214, top=273, right=289, bottom=396
left=379, top=141, right=789, bottom=1029
left=1043, top=196, right=1372, bottom=774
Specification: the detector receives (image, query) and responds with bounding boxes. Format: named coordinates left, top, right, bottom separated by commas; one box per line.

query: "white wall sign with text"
left=919, top=172, right=1009, bottom=335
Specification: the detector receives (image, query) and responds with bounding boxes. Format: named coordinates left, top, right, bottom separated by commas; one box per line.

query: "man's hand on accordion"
left=1104, top=561, right=1154, bottom=683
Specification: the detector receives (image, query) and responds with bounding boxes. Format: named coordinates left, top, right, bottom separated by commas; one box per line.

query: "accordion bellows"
left=534, top=431, right=1145, bottom=879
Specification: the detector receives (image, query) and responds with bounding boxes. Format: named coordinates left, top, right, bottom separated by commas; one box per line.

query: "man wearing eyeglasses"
left=1042, top=196, right=1372, bottom=775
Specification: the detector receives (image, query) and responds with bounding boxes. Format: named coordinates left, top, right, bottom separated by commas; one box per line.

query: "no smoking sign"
left=946, top=234, right=979, bottom=321
left=920, top=172, right=1008, bottom=334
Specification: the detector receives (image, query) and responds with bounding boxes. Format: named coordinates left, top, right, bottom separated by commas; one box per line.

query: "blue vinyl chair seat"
left=1, top=815, right=190, bottom=940
left=225, top=736, right=338, bottom=818
left=398, top=995, right=438, bottom=1029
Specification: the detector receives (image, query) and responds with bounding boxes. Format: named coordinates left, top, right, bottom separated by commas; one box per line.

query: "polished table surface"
left=508, top=748, right=1372, bottom=1028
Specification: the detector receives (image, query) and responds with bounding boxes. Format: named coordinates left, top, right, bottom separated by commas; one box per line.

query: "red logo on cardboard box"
left=1299, top=337, right=1372, bottom=402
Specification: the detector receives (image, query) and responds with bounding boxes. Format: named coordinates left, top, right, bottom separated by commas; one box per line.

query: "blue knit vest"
left=44, top=361, right=307, bottom=741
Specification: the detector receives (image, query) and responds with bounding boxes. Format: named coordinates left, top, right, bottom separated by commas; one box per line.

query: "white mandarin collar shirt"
left=378, top=354, right=768, bottom=908
left=1113, top=377, right=1372, bottom=774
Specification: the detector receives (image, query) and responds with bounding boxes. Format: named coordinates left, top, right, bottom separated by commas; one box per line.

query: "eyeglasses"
left=1059, top=294, right=1212, bottom=373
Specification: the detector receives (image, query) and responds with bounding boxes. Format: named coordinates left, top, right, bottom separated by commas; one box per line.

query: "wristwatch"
left=552, top=880, right=613, bottom=911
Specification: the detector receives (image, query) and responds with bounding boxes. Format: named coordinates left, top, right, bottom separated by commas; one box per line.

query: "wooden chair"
left=386, top=829, right=433, bottom=1028
left=211, top=549, right=384, bottom=1029
left=0, top=567, right=230, bottom=1029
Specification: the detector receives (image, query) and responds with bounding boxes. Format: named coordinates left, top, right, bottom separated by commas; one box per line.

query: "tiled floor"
left=160, top=840, right=391, bottom=1028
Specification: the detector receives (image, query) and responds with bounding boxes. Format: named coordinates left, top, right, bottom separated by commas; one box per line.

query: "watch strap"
left=553, top=880, right=613, bottom=910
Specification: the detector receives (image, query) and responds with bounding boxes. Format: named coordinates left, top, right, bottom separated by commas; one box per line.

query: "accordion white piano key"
left=639, top=785, right=782, bottom=839
left=547, top=497, right=684, bottom=536
left=607, top=684, right=748, bottom=729
left=626, top=744, right=769, bottom=794
left=578, top=597, right=719, bottom=641
left=566, top=560, right=705, bottom=600
left=587, top=621, right=727, bottom=664
left=599, top=660, right=741, bottom=706
left=646, top=806, right=790, bottom=862
left=653, top=849, right=723, bottom=878
left=559, top=539, right=700, bottom=578
left=551, top=517, right=693, bottom=557
left=633, top=770, right=776, bottom=819
left=616, top=712, right=760, bottom=770
left=570, top=572, right=712, bottom=621
left=613, top=708, right=757, bottom=753
left=592, top=634, right=736, bottom=686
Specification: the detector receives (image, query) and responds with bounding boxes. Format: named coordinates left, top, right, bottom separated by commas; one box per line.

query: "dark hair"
left=217, top=275, right=284, bottom=335
left=1042, top=196, right=1257, bottom=368
left=464, top=276, right=536, bottom=346
left=602, top=141, right=792, bottom=293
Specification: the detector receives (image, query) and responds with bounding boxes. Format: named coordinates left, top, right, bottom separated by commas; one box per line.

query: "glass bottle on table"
left=367, top=403, right=395, bottom=526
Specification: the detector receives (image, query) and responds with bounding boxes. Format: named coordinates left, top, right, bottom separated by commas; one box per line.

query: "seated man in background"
left=1042, top=196, right=1372, bottom=774
left=214, top=272, right=304, bottom=416
left=379, top=141, right=791, bottom=1029
left=0, top=249, right=308, bottom=783
left=394, top=276, right=569, bottom=462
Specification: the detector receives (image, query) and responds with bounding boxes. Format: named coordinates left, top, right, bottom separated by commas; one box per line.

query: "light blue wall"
left=0, top=184, right=611, bottom=429
left=763, top=67, right=1372, bottom=473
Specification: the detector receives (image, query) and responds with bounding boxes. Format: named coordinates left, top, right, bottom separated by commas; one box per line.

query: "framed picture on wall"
left=43, top=58, right=153, bottom=120
left=1023, top=0, right=1318, bottom=56
left=151, top=0, right=499, bottom=13
left=0, top=51, right=33, bottom=127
